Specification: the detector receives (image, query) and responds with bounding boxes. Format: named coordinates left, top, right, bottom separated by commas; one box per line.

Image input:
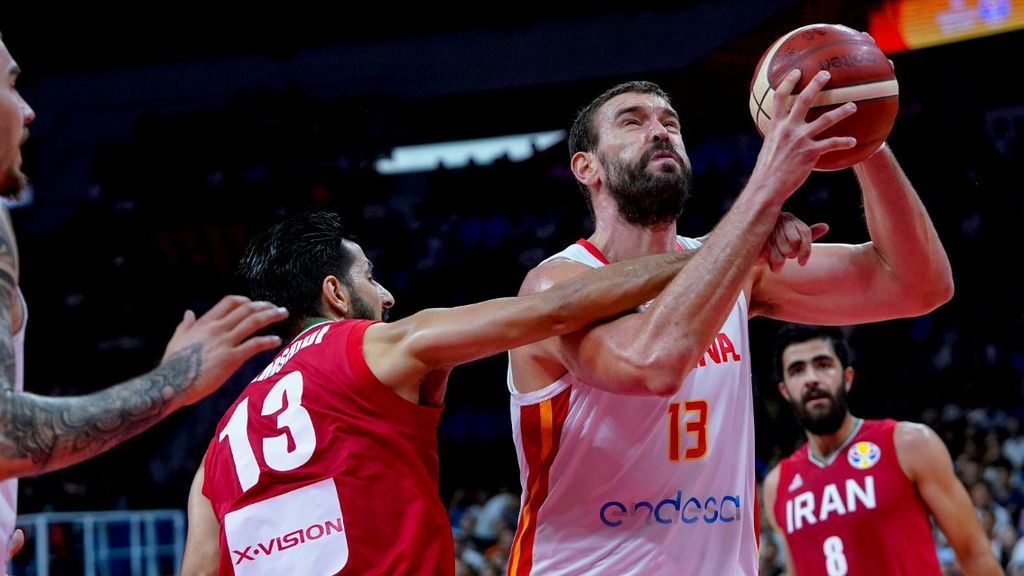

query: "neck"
left=807, top=414, right=860, bottom=461
left=588, top=202, right=679, bottom=261
left=289, top=316, right=334, bottom=342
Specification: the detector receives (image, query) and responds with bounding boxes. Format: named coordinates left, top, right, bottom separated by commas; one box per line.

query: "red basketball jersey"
left=202, top=320, right=454, bottom=576
left=773, top=419, right=941, bottom=576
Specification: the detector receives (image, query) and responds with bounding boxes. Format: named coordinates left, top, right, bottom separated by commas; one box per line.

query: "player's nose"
left=648, top=120, right=670, bottom=142
left=380, top=285, right=395, bottom=309
left=18, top=94, right=35, bottom=125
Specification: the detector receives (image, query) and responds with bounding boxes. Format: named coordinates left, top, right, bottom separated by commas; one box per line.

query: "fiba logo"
left=847, top=441, right=881, bottom=470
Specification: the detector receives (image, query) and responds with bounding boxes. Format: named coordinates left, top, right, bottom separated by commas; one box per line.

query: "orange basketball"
left=749, top=23, right=899, bottom=171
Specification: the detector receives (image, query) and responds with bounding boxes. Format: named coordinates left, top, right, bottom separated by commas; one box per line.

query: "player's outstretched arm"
left=896, top=422, right=1002, bottom=576
left=0, top=206, right=22, bottom=402
left=751, top=147, right=953, bottom=325
left=362, top=250, right=693, bottom=396
left=751, top=49, right=951, bottom=325
left=0, top=295, right=287, bottom=479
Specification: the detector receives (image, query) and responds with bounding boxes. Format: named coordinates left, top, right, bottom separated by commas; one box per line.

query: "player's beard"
left=349, top=291, right=380, bottom=322
left=1, top=128, right=30, bottom=199
left=0, top=159, right=27, bottom=199
left=792, top=385, right=849, bottom=436
left=601, top=142, right=691, bottom=227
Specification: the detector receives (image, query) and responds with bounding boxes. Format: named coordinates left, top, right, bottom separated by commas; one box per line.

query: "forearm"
left=854, top=145, right=953, bottom=307
left=0, top=206, right=19, bottom=388
left=951, top=528, right=1003, bottom=576
left=550, top=251, right=695, bottom=333
left=958, top=549, right=1003, bottom=576
left=0, top=344, right=202, bottom=479
left=626, top=186, right=782, bottom=376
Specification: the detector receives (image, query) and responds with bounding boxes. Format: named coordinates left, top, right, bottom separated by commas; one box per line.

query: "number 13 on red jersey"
left=219, top=371, right=317, bottom=492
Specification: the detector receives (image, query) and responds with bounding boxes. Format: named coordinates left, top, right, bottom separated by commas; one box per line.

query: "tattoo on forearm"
left=0, top=343, right=204, bottom=472
left=0, top=208, right=17, bottom=393
left=0, top=210, right=18, bottom=273
left=0, top=287, right=14, bottom=393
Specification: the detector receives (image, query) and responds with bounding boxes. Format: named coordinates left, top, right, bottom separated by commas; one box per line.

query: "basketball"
left=748, top=23, right=899, bottom=171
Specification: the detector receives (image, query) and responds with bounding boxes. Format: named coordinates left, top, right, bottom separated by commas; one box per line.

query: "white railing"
left=12, top=509, right=185, bottom=576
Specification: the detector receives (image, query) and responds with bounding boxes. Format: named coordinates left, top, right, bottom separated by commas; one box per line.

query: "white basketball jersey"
left=0, top=291, right=27, bottom=575
left=507, top=239, right=757, bottom=576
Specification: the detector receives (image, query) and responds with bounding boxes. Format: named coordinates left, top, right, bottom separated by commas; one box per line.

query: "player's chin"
left=0, top=166, right=26, bottom=199
left=804, top=397, right=833, bottom=411
left=648, top=160, right=681, bottom=174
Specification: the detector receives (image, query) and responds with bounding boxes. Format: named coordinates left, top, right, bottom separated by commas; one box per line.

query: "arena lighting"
left=869, top=0, right=1024, bottom=53
left=374, top=130, right=566, bottom=175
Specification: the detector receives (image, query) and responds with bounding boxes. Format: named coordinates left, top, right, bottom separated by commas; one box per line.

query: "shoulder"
left=763, top=464, right=782, bottom=494
left=347, top=318, right=406, bottom=368
left=763, top=463, right=786, bottom=504
left=893, top=420, right=941, bottom=452
left=762, top=464, right=783, bottom=524
left=519, top=257, right=593, bottom=296
left=893, top=421, right=950, bottom=481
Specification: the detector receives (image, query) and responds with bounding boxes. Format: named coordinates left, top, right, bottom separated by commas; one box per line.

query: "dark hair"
left=568, top=81, right=672, bottom=212
left=237, top=211, right=357, bottom=339
left=773, top=324, right=852, bottom=382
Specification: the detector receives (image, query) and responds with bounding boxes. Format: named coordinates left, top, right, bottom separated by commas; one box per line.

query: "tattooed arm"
left=0, top=347, right=209, bottom=477
left=0, top=206, right=19, bottom=390
left=0, top=238, right=287, bottom=479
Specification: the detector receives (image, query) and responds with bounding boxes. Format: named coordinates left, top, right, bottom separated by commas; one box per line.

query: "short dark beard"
left=601, top=142, right=691, bottom=227
left=0, top=165, right=26, bottom=200
left=349, top=291, right=379, bottom=321
left=792, top=385, right=849, bottom=436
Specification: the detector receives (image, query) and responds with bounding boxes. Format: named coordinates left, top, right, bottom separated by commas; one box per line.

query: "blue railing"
left=12, top=510, right=185, bottom=576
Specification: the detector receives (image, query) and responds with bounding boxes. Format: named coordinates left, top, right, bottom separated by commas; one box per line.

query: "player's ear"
left=843, top=366, right=855, bottom=392
left=777, top=380, right=792, bottom=402
left=571, top=151, right=598, bottom=188
left=322, top=275, right=351, bottom=318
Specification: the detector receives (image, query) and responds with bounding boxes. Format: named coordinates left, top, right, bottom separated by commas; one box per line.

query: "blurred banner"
left=869, top=0, right=1024, bottom=52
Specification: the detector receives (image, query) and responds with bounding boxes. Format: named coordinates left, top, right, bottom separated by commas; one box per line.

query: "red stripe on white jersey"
left=508, top=386, right=572, bottom=576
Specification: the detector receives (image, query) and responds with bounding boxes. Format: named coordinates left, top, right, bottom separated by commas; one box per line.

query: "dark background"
left=3, top=0, right=1022, bottom=523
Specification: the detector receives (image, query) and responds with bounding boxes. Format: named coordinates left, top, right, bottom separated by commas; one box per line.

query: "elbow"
left=608, top=367, right=681, bottom=396
left=915, top=268, right=955, bottom=314
left=933, top=268, right=955, bottom=306
left=924, top=252, right=955, bottom=309
left=628, top=345, right=702, bottom=397
left=930, top=276, right=955, bottom=310
left=631, top=359, right=682, bottom=396
left=889, top=260, right=954, bottom=317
